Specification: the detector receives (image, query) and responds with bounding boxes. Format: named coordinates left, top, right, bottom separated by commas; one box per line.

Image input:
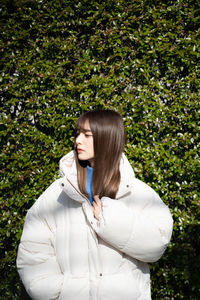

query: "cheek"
left=89, top=140, right=94, bottom=154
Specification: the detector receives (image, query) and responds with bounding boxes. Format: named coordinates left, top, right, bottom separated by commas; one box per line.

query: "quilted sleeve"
left=16, top=187, right=64, bottom=300
left=93, top=178, right=173, bottom=263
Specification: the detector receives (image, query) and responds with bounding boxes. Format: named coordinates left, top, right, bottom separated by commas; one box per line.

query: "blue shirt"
left=86, top=165, right=93, bottom=205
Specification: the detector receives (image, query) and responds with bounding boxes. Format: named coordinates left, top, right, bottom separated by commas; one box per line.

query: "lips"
left=77, top=148, right=84, bottom=153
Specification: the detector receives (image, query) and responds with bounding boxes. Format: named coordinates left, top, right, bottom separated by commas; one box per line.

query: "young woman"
left=17, top=110, right=173, bottom=300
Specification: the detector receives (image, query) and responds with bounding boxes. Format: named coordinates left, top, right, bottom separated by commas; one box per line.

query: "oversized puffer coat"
left=17, top=151, right=173, bottom=300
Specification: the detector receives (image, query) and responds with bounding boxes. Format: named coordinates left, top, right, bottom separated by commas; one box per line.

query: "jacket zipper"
left=65, top=176, right=103, bottom=299
left=97, top=236, right=103, bottom=300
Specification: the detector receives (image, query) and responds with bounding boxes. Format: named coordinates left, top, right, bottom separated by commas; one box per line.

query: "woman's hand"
left=92, top=195, right=102, bottom=220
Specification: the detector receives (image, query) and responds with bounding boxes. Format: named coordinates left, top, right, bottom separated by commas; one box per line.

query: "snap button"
left=91, top=221, right=93, bottom=225
left=100, top=273, right=102, bottom=276
left=61, top=183, right=64, bottom=187
left=126, top=185, right=129, bottom=188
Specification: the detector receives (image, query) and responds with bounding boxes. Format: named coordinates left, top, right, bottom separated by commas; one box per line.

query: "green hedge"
left=0, top=0, right=199, bottom=299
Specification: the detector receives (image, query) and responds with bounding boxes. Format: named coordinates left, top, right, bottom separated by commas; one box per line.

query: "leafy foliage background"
left=0, top=0, right=199, bottom=299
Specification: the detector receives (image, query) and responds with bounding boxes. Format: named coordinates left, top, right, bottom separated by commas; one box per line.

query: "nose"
left=76, top=132, right=83, bottom=145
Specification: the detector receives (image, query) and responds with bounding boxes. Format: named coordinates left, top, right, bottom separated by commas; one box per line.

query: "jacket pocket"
left=58, top=275, right=89, bottom=300
left=99, top=272, right=141, bottom=300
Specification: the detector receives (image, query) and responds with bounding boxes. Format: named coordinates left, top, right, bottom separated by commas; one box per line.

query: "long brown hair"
left=74, top=110, right=126, bottom=199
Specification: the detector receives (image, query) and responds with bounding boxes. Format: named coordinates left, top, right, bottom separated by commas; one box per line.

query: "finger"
left=93, top=200, right=101, bottom=208
left=93, top=195, right=101, bottom=205
left=92, top=201, right=98, bottom=208
left=92, top=201, right=100, bottom=210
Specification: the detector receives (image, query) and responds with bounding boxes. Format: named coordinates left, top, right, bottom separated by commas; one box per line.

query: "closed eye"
left=85, top=134, right=93, bottom=137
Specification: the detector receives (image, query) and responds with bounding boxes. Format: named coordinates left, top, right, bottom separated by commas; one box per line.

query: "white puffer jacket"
left=17, top=151, right=173, bottom=300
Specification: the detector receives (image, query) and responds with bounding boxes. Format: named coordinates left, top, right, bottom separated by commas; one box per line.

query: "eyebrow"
left=84, top=129, right=92, bottom=133
left=77, top=127, right=92, bottom=133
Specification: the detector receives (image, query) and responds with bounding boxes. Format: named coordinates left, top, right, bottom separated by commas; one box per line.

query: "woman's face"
left=75, top=120, right=94, bottom=167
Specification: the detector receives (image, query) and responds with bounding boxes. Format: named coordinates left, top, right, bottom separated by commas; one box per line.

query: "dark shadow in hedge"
left=19, top=283, right=32, bottom=300
left=151, top=224, right=200, bottom=299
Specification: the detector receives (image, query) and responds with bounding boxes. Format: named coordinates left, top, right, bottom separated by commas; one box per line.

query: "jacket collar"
left=59, top=151, right=85, bottom=203
left=116, top=153, right=135, bottom=199
left=59, top=151, right=135, bottom=203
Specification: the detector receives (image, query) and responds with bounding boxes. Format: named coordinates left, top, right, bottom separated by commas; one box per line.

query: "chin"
left=78, top=154, right=88, bottom=161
